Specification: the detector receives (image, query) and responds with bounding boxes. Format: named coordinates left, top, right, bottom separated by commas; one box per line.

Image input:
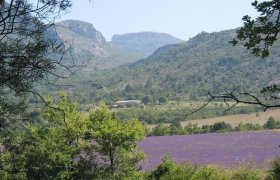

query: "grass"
left=181, top=108, right=280, bottom=127
left=146, top=108, right=280, bottom=129
left=145, top=101, right=248, bottom=111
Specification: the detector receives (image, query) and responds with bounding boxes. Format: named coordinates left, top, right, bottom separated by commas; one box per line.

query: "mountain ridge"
left=111, top=32, right=184, bottom=57
left=53, top=20, right=141, bottom=70
left=82, top=29, right=280, bottom=103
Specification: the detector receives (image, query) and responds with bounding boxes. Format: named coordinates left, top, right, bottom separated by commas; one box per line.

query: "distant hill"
left=111, top=32, right=184, bottom=57
left=53, top=20, right=141, bottom=70
left=81, top=29, right=280, bottom=103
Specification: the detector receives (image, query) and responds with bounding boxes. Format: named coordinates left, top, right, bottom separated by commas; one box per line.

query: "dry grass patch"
left=181, top=108, right=280, bottom=127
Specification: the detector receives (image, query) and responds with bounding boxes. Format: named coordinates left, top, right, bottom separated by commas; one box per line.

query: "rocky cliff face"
left=56, top=20, right=106, bottom=47
left=53, top=20, right=140, bottom=69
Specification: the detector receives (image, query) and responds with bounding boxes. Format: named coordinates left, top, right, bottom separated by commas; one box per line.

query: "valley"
left=2, top=1, right=280, bottom=177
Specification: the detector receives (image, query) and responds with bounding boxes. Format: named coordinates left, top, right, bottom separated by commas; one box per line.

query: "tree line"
left=149, top=116, right=280, bottom=136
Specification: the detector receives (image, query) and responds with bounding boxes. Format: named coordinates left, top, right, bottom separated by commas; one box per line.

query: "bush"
left=150, top=124, right=170, bottom=136
left=231, top=167, right=263, bottom=180
left=191, top=165, right=227, bottom=180
left=210, top=122, right=233, bottom=133
left=148, top=156, right=197, bottom=180
left=263, top=117, right=280, bottom=129
left=266, top=156, right=280, bottom=180
left=160, top=163, right=197, bottom=180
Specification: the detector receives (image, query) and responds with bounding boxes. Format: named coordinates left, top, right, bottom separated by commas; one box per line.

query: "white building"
left=113, top=100, right=141, bottom=108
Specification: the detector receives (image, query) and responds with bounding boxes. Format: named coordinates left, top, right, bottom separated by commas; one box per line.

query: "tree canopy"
left=231, top=0, right=280, bottom=58
left=0, top=1, right=77, bottom=128
left=0, top=95, right=146, bottom=179
left=206, top=0, right=280, bottom=111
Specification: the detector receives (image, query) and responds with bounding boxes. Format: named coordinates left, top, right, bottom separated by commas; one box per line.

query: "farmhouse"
left=113, top=100, right=141, bottom=108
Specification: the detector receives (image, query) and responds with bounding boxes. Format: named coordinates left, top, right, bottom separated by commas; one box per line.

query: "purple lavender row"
left=137, top=131, right=280, bottom=170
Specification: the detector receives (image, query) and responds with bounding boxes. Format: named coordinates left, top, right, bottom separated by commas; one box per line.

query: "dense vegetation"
left=1, top=0, right=280, bottom=179
left=148, top=116, right=280, bottom=136
left=146, top=155, right=280, bottom=180
left=48, top=29, right=280, bottom=106
left=116, top=105, right=262, bottom=124
left=0, top=95, right=145, bottom=179
left=1, top=95, right=280, bottom=179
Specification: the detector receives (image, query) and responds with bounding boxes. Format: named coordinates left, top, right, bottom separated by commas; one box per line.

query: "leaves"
left=233, top=0, right=280, bottom=58
left=89, top=102, right=145, bottom=176
left=0, top=95, right=146, bottom=178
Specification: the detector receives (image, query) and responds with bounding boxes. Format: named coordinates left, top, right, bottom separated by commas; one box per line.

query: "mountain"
left=53, top=20, right=141, bottom=70
left=80, top=29, right=280, bottom=103
left=111, top=32, right=184, bottom=57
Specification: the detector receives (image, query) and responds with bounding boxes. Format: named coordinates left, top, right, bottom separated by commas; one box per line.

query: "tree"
left=158, top=96, right=168, bottom=104
left=0, top=94, right=97, bottom=179
left=263, top=116, right=280, bottom=129
left=0, top=0, right=79, bottom=128
left=210, top=122, right=232, bottom=133
left=169, top=121, right=184, bottom=135
left=200, top=0, right=280, bottom=112
left=231, top=0, right=280, bottom=58
left=89, top=102, right=146, bottom=178
left=151, top=123, right=170, bottom=136
left=142, top=95, right=152, bottom=105
left=0, top=95, right=146, bottom=179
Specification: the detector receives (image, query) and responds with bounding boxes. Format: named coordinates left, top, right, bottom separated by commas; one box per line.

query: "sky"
left=58, top=0, right=260, bottom=41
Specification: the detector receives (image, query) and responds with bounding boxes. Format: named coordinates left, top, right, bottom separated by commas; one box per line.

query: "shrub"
left=191, top=165, right=228, bottom=180
left=210, top=122, right=232, bottom=133
left=148, top=156, right=198, bottom=180
left=263, top=117, right=277, bottom=129
left=266, top=156, right=280, bottom=180
left=231, top=167, right=262, bottom=180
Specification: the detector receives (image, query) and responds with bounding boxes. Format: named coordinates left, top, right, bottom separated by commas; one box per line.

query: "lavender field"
left=138, top=131, right=280, bottom=170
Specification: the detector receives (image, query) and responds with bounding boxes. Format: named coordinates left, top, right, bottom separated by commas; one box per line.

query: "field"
left=181, top=108, right=280, bottom=127
left=138, top=131, right=280, bottom=170
left=145, top=108, right=280, bottom=129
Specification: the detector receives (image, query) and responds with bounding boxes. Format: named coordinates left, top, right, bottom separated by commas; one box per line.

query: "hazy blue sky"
left=59, top=0, right=260, bottom=41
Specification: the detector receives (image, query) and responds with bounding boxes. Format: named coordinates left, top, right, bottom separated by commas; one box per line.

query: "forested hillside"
left=77, top=29, right=280, bottom=104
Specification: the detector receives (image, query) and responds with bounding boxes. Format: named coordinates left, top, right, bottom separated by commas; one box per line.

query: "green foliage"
left=191, top=166, right=227, bottom=180
left=0, top=94, right=95, bottom=179
left=48, top=26, right=280, bottom=106
left=0, top=95, right=146, bottom=179
left=142, top=96, right=153, bottom=105
left=89, top=102, right=146, bottom=178
left=231, top=167, right=263, bottom=180
left=150, top=124, right=170, bottom=136
left=263, top=116, right=280, bottom=129
left=149, top=116, right=278, bottom=136
left=148, top=157, right=231, bottom=180
left=210, top=122, right=233, bottom=133
left=145, top=155, right=280, bottom=179
left=266, top=156, right=280, bottom=180
left=158, top=97, right=168, bottom=104
left=116, top=106, right=261, bottom=124
left=148, top=156, right=197, bottom=180
left=235, top=122, right=263, bottom=131
left=0, top=0, right=72, bottom=128
left=169, top=121, right=184, bottom=135
left=231, top=0, right=280, bottom=58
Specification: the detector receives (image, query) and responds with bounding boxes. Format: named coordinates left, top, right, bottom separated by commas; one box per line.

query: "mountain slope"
left=111, top=32, right=184, bottom=57
left=54, top=20, right=141, bottom=70
left=85, top=29, right=280, bottom=103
